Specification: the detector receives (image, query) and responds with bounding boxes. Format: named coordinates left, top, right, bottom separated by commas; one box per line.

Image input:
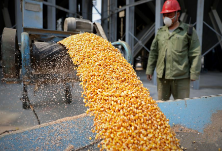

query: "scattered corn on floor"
left=58, top=33, right=181, bottom=151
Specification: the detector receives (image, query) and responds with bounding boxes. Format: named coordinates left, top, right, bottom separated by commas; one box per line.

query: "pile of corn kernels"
left=58, top=33, right=181, bottom=151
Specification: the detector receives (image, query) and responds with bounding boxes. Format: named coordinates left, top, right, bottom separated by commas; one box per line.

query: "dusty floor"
left=172, top=110, right=222, bottom=150
left=0, top=68, right=222, bottom=150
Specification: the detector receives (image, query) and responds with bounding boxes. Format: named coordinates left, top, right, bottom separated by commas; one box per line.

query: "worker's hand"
left=191, top=79, right=195, bottom=81
left=147, top=74, right=152, bottom=81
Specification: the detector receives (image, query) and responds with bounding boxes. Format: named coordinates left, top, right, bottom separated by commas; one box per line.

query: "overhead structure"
left=1, top=0, right=132, bottom=109
left=101, top=0, right=222, bottom=90
left=0, top=0, right=221, bottom=90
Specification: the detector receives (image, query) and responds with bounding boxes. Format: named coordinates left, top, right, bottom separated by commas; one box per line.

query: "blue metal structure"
left=22, top=0, right=43, bottom=29
left=0, top=95, right=221, bottom=150
left=1, top=0, right=133, bottom=109
left=0, top=114, right=96, bottom=150
left=21, top=32, right=31, bottom=83
left=112, top=41, right=132, bottom=64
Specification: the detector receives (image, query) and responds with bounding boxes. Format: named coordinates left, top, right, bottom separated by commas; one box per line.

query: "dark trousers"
left=157, top=77, right=190, bottom=101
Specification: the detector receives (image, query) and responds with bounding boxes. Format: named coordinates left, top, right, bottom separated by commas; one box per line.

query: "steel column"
left=21, top=32, right=31, bottom=83
left=126, top=0, right=135, bottom=65
left=82, top=0, right=92, bottom=21
left=153, top=0, right=164, bottom=85
left=109, top=0, right=117, bottom=42
left=194, top=0, right=204, bottom=90
left=69, top=0, right=77, bottom=17
left=15, top=0, right=23, bottom=43
left=2, top=0, right=12, bottom=28
left=47, top=0, right=56, bottom=30
left=155, top=0, right=163, bottom=34
left=101, top=0, right=108, bottom=37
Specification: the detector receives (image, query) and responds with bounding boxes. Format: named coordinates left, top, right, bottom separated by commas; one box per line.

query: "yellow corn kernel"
left=58, top=33, right=182, bottom=151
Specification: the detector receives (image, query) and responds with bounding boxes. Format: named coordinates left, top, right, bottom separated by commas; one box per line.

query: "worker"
left=146, top=0, right=201, bottom=100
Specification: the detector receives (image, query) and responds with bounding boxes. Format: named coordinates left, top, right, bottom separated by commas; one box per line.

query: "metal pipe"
left=112, top=41, right=132, bottom=64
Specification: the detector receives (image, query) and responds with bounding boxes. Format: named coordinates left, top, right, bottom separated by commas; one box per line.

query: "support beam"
left=153, top=0, right=164, bottom=85
left=155, top=0, right=163, bottom=34
left=211, top=9, right=222, bottom=37
left=101, top=0, right=108, bottom=37
left=47, top=0, right=56, bottom=30
left=126, top=0, right=135, bottom=64
left=180, top=12, right=188, bottom=23
left=109, top=0, right=117, bottom=42
left=69, top=0, right=77, bottom=17
left=93, top=4, right=101, bottom=16
left=15, top=0, right=22, bottom=43
left=82, top=0, right=92, bottom=21
left=133, top=24, right=155, bottom=57
left=2, top=0, right=12, bottom=28
left=193, top=0, right=204, bottom=90
left=209, top=11, right=222, bottom=48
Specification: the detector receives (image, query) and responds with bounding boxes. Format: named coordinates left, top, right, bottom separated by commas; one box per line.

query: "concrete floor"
left=0, top=68, right=222, bottom=150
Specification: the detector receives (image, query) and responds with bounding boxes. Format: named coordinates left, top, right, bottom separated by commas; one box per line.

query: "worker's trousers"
left=157, top=77, right=190, bottom=101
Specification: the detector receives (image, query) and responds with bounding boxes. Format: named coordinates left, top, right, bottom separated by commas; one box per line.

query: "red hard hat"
left=160, top=0, right=181, bottom=14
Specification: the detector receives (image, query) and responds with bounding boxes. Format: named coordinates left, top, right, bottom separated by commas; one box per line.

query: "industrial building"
left=0, top=1, right=222, bottom=150
left=1, top=0, right=222, bottom=90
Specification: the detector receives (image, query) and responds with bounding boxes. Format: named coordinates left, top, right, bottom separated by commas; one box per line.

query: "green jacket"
left=146, top=22, right=201, bottom=80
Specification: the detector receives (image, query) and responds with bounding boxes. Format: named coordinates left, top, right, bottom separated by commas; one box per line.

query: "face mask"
left=163, top=12, right=177, bottom=27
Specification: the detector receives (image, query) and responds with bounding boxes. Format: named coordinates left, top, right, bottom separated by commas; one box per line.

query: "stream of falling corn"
left=58, top=33, right=181, bottom=151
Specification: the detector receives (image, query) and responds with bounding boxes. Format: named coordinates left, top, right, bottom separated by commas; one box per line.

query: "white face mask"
left=163, top=12, right=177, bottom=27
